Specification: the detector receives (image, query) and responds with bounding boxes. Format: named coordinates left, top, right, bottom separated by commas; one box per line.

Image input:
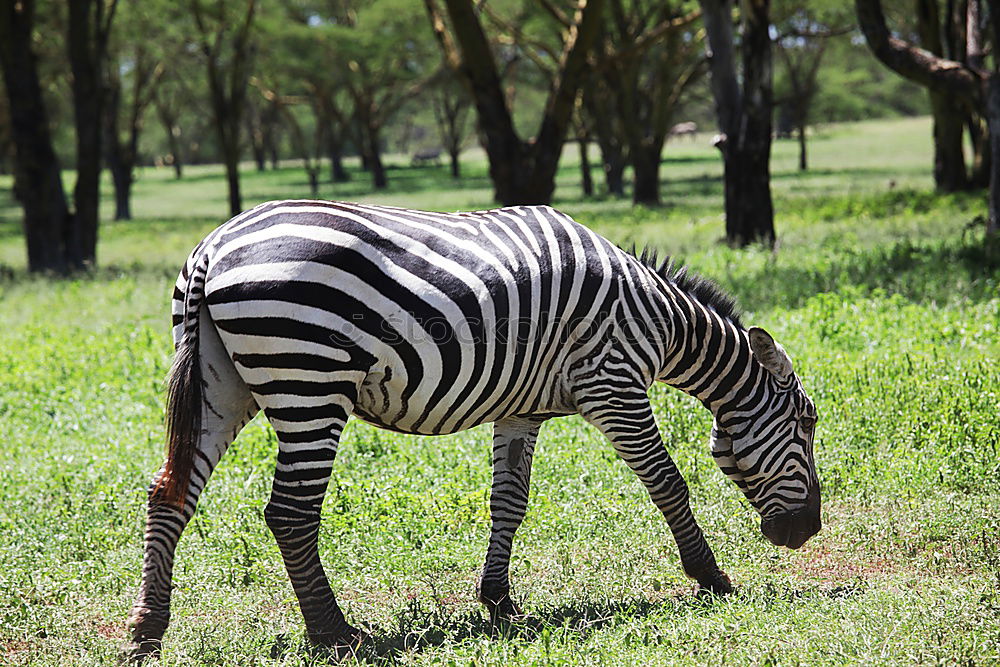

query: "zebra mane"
left=631, top=247, right=744, bottom=328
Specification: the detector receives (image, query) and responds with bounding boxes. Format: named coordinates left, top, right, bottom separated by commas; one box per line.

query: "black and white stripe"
left=126, top=201, right=820, bottom=656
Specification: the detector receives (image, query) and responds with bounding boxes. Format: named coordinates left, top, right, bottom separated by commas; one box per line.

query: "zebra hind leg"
left=259, top=391, right=366, bottom=657
left=126, top=316, right=257, bottom=661
left=478, top=417, right=542, bottom=631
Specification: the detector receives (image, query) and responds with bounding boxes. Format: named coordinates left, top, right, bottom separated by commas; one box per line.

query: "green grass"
left=1, top=116, right=999, bottom=665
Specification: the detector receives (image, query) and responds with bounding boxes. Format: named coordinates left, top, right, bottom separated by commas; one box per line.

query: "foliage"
left=0, top=118, right=997, bottom=664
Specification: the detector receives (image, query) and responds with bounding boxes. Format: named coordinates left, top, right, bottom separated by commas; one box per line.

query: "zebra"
left=125, top=200, right=821, bottom=659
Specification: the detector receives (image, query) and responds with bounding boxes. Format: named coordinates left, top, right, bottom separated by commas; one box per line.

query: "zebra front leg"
left=580, top=391, right=732, bottom=595
left=261, top=398, right=366, bottom=655
left=126, top=327, right=257, bottom=660
left=478, top=417, right=542, bottom=628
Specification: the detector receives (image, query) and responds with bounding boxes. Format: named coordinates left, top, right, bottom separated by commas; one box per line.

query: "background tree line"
left=1, top=0, right=995, bottom=274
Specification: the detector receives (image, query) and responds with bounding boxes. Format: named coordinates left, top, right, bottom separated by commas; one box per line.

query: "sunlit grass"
left=1, top=116, right=998, bottom=665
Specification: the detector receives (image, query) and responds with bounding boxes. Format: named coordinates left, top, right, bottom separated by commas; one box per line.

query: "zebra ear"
left=748, top=326, right=793, bottom=380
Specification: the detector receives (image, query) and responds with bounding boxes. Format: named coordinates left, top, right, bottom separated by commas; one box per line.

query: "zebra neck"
left=656, top=291, right=760, bottom=415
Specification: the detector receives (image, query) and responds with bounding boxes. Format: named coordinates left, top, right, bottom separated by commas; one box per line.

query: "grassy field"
left=1, top=116, right=998, bottom=665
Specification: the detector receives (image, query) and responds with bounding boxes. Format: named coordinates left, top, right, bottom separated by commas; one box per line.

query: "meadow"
left=0, top=116, right=998, bottom=665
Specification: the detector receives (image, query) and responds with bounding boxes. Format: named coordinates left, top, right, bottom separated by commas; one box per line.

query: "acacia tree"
left=283, top=0, right=432, bottom=190
left=425, top=0, right=605, bottom=205
left=773, top=3, right=851, bottom=172
left=0, top=0, right=74, bottom=272
left=340, top=1, right=436, bottom=190
left=700, top=0, right=776, bottom=246
left=856, top=0, right=999, bottom=234
left=911, top=0, right=977, bottom=191
left=595, top=0, right=704, bottom=205
left=432, top=76, right=472, bottom=179
left=104, top=4, right=164, bottom=220
left=583, top=74, right=628, bottom=196
left=190, top=0, right=257, bottom=216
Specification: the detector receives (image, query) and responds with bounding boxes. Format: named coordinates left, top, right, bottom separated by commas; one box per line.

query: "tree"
left=431, top=75, right=472, bottom=179
left=68, top=0, right=118, bottom=265
left=153, top=72, right=194, bottom=180
left=190, top=0, right=257, bottom=217
left=340, top=1, right=436, bottom=190
left=425, top=0, right=605, bottom=205
left=282, top=0, right=432, bottom=191
left=700, top=0, right=775, bottom=246
left=104, top=3, right=164, bottom=220
left=245, top=90, right=283, bottom=172
left=0, top=0, right=75, bottom=272
left=282, top=100, right=325, bottom=198
left=855, top=0, right=999, bottom=234
left=594, top=1, right=705, bottom=205
left=773, top=3, right=852, bottom=172
left=582, top=74, right=628, bottom=196
left=913, top=0, right=973, bottom=191
left=573, top=100, right=595, bottom=197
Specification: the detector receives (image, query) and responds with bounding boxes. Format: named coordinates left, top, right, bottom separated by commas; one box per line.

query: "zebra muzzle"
left=760, top=490, right=821, bottom=550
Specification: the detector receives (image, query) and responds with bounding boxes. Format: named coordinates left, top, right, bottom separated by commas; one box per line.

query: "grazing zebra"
left=126, top=201, right=820, bottom=659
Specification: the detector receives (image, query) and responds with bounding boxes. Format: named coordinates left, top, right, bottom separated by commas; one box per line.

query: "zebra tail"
left=154, top=258, right=207, bottom=509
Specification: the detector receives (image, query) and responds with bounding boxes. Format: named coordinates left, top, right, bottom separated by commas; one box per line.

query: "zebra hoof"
left=696, top=570, right=733, bottom=597
left=477, top=581, right=523, bottom=628
left=310, top=625, right=369, bottom=661
left=120, top=637, right=162, bottom=664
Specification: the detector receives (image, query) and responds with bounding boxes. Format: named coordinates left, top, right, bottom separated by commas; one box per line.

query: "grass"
left=1, top=116, right=999, bottom=665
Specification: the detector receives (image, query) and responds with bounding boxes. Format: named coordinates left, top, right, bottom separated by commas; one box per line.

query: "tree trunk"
left=578, top=136, right=593, bottom=197
left=307, top=166, right=319, bottom=198
left=449, top=147, right=461, bottom=179
left=632, top=145, right=662, bottom=206
left=328, top=132, right=349, bottom=182
left=584, top=81, right=627, bottom=197
left=246, top=101, right=267, bottom=171
left=725, top=141, right=774, bottom=243
left=158, top=103, right=184, bottom=179
left=797, top=122, right=807, bottom=171
left=593, top=115, right=627, bottom=196
left=222, top=138, right=242, bottom=216
left=968, top=111, right=990, bottom=188
left=250, top=133, right=266, bottom=171
left=330, top=148, right=348, bottom=182
left=987, top=72, right=1000, bottom=234
left=930, top=91, right=970, bottom=190
left=103, top=80, right=135, bottom=221
left=702, top=0, right=775, bottom=246
left=68, top=0, right=110, bottom=268
left=0, top=0, right=74, bottom=273
left=362, top=122, right=387, bottom=189
left=915, top=0, right=970, bottom=191
left=109, top=162, right=132, bottom=220
left=194, top=0, right=254, bottom=216
left=208, top=67, right=245, bottom=215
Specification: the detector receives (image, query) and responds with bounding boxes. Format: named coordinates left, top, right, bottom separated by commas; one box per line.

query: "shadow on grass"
left=727, top=232, right=1000, bottom=312
left=275, top=583, right=867, bottom=664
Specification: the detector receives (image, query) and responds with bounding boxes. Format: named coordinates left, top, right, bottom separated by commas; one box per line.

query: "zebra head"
left=711, top=326, right=821, bottom=550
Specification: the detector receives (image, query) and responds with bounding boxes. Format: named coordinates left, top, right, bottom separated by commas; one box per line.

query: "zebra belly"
left=350, top=356, right=576, bottom=435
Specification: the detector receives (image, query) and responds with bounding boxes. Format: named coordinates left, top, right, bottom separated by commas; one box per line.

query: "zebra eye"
left=800, top=415, right=816, bottom=430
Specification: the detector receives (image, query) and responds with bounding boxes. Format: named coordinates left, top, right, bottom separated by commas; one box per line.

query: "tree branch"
left=423, top=0, right=463, bottom=71
left=536, top=0, right=572, bottom=28
left=855, top=0, right=981, bottom=102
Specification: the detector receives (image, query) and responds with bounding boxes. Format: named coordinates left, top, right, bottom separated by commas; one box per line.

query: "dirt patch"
left=0, top=640, right=37, bottom=665
left=93, top=621, right=125, bottom=641
left=782, top=546, right=898, bottom=583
